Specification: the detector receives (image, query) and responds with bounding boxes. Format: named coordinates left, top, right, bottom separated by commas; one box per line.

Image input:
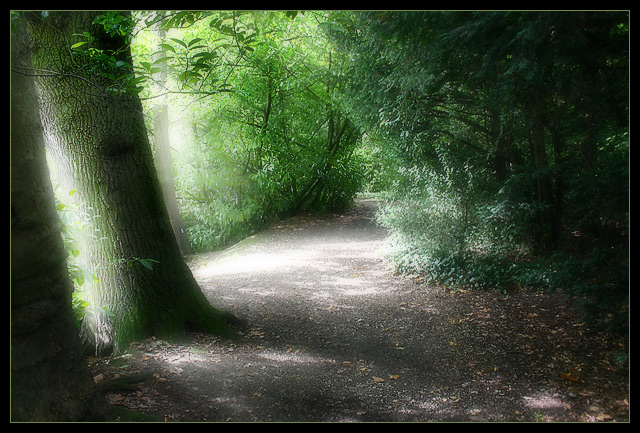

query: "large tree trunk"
left=25, top=11, right=238, bottom=355
left=11, top=16, right=106, bottom=420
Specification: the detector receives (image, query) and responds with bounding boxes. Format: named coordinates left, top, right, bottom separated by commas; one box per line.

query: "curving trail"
left=93, top=199, right=628, bottom=422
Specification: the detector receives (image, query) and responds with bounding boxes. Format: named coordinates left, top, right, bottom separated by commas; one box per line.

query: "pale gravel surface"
left=91, top=198, right=629, bottom=422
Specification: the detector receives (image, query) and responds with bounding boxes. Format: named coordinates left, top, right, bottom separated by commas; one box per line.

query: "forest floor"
left=89, top=198, right=629, bottom=423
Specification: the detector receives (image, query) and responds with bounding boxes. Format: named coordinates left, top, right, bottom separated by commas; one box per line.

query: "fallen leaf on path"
left=106, top=393, right=124, bottom=403
left=561, top=371, right=580, bottom=382
left=372, top=376, right=385, bottom=383
left=389, top=374, right=400, bottom=380
left=593, top=411, right=613, bottom=421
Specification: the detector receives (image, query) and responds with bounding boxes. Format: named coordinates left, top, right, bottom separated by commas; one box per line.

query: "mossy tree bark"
left=11, top=16, right=106, bottom=420
left=25, top=11, right=238, bottom=355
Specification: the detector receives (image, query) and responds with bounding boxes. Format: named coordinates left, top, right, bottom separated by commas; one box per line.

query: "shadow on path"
left=93, top=198, right=629, bottom=422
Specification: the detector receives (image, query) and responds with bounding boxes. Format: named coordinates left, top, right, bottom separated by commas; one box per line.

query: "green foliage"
left=92, top=11, right=137, bottom=40
left=52, top=184, right=99, bottom=328
left=129, top=11, right=364, bottom=252
left=53, top=183, right=150, bottom=328
left=65, top=12, right=146, bottom=96
left=547, top=248, right=629, bottom=335
left=333, top=11, right=628, bottom=337
left=58, top=11, right=627, bottom=340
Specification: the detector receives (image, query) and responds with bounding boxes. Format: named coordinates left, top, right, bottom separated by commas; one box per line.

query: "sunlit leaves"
left=92, top=11, right=136, bottom=40
left=66, top=13, right=147, bottom=96
left=139, top=12, right=261, bottom=92
left=158, top=10, right=213, bottom=30
left=141, top=11, right=364, bottom=251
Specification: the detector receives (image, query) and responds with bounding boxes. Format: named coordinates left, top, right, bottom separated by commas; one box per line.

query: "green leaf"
left=192, top=51, right=216, bottom=60
left=71, top=41, right=89, bottom=49
left=169, top=37, right=188, bottom=48
left=139, top=259, right=154, bottom=270
left=152, top=56, right=173, bottom=65
left=218, top=24, right=236, bottom=36
left=188, top=37, right=204, bottom=47
left=159, top=43, right=176, bottom=53
left=137, top=258, right=160, bottom=271
left=98, top=72, right=116, bottom=81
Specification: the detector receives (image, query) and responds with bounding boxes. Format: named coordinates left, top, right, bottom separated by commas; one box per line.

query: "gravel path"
left=90, top=198, right=629, bottom=422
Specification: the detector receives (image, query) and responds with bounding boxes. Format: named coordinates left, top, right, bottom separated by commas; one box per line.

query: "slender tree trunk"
left=151, top=16, right=192, bottom=255
left=548, top=123, right=566, bottom=249
left=294, top=113, right=356, bottom=212
left=529, top=105, right=557, bottom=253
left=154, top=105, right=192, bottom=255
left=11, top=16, right=106, bottom=420
left=25, top=11, right=237, bottom=355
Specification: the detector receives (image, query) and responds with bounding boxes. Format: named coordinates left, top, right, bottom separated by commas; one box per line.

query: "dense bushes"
left=333, top=11, right=629, bottom=338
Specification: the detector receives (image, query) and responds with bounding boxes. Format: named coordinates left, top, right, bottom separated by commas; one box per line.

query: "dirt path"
left=90, top=198, right=629, bottom=422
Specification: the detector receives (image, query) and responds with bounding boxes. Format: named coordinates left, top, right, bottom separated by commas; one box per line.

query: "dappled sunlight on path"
left=191, top=203, right=395, bottom=309
left=98, top=199, right=627, bottom=422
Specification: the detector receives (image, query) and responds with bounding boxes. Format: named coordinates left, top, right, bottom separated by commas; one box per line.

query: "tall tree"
left=24, top=11, right=238, bottom=355
left=11, top=15, right=106, bottom=420
left=164, top=11, right=364, bottom=251
left=334, top=10, right=628, bottom=255
left=332, top=11, right=628, bottom=334
left=150, top=12, right=192, bottom=255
